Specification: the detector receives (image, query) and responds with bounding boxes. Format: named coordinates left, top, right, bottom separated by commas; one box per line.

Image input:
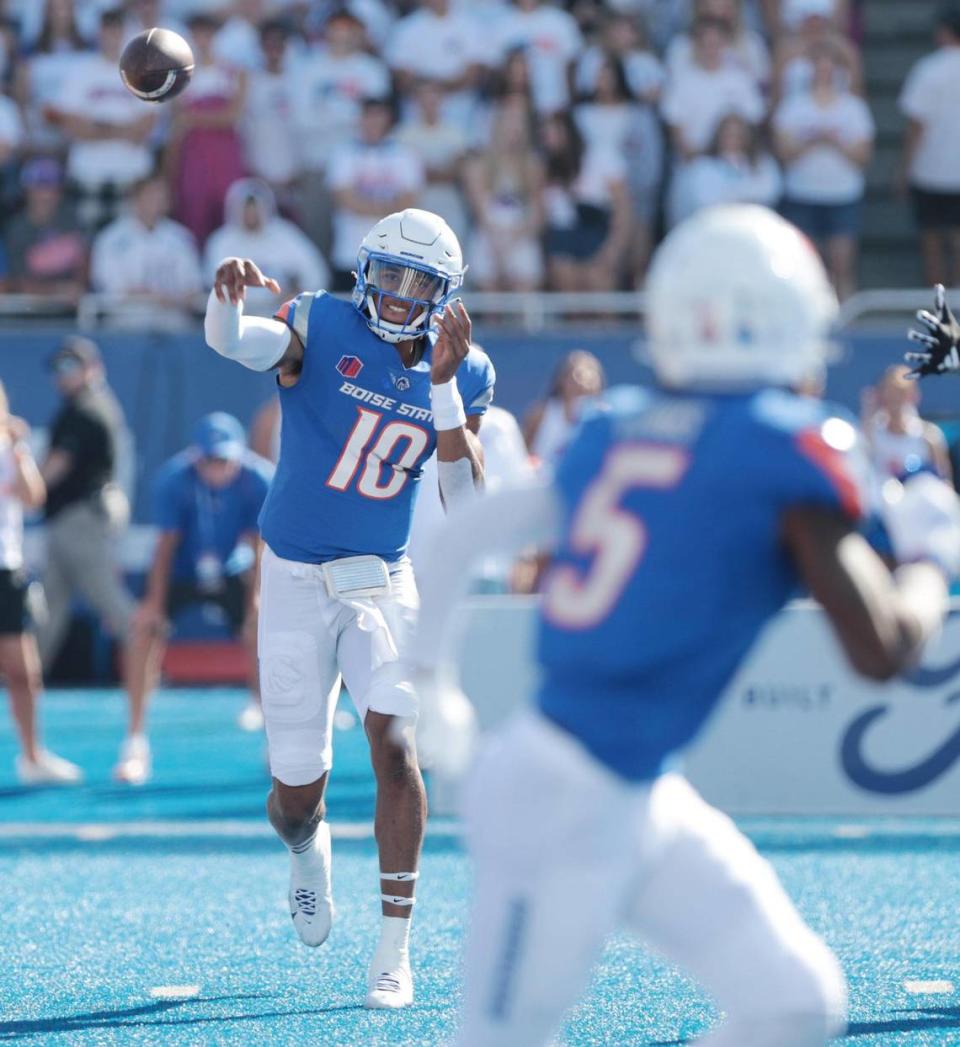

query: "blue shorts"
left=780, top=198, right=862, bottom=240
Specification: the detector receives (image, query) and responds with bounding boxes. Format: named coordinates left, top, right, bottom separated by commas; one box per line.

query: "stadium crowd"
left=0, top=0, right=877, bottom=313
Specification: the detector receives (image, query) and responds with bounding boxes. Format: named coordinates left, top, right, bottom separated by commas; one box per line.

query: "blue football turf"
left=2, top=689, right=960, bottom=1045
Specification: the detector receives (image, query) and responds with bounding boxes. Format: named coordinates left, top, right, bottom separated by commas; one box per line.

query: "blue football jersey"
left=259, top=293, right=495, bottom=563
left=537, top=385, right=868, bottom=782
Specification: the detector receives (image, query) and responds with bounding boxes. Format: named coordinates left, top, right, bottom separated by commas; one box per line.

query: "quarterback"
left=411, top=206, right=960, bottom=1045
left=204, top=209, right=494, bottom=1009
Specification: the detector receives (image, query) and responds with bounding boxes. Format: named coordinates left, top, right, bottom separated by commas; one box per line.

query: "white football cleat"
left=288, top=822, right=334, bottom=947
left=113, top=735, right=151, bottom=785
left=236, top=700, right=264, bottom=732
left=365, top=960, right=414, bottom=1010
left=16, top=749, right=84, bottom=786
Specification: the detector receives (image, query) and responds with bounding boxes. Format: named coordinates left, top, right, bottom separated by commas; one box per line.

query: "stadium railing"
left=1, top=288, right=950, bottom=333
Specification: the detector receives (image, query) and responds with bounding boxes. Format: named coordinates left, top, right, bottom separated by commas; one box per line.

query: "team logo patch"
left=337, top=356, right=363, bottom=379
left=393, top=375, right=411, bottom=391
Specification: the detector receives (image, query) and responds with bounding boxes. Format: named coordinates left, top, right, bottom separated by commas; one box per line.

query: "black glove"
left=905, top=284, right=960, bottom=378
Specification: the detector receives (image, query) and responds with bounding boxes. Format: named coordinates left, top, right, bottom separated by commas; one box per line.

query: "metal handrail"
left=0, top=287, right=949, bottom=334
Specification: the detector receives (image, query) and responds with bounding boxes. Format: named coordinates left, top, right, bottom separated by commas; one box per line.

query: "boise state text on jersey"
left=537, top=385, right=868, bottom=782
left=259, top=292, right=495, bottom=563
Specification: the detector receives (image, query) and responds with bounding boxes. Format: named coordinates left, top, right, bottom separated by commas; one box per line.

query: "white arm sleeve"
left=204, top=289, right=292, bottom=372
left=409, top=482, right=562, bottom=671
left=437, top=457, right=477, bottom=512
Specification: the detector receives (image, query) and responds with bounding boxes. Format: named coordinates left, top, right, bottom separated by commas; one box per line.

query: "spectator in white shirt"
left=493, top=0, right=583, bottom=114
left=0, top=88, right=23, bottom=193
left=386, top=0, right=485, bottom=125
left=540, top=110, right=632, bottom=292
left=50, top=8, right=155, bottom=230
left=670, top=113, right=781, bottom=227
left=665, top=0, right=770, bottom=89
left=327, top=95, right=424, bottom=289
left=576, top=12, right=664, bottom=105
left=660, top=16, right=764, bottom=161
left=774, top=41, right=874, bottom=300
left=771, top=0, right=862, bottom=106
left=394, top=78, right=470, bottom=242
left=13, top=0, right=91, bottom=154
left=91, top=172, right=203, bottom=315
left=464, top=93, right=544, bottom=291
left=203, top=178, right=329, bottom=316
left=899, top=5, right=960, bottom=286
left=575, top=50, right=663, bottom=282
left=213, top=0, right=268, bottom=71
left=291, top=8, right=390, bottom=256
left=241, top=17, right=299, bottom=210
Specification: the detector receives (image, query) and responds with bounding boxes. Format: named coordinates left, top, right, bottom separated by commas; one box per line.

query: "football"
left=119, top=27, right=194, bottom=104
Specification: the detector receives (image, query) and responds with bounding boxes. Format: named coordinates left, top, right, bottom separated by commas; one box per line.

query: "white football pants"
left=457, top=711, right=847, bottom=1047
left=257, top=545, right=419, bottom=786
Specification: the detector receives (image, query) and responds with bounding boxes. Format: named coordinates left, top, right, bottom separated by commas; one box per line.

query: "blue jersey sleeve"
left=455, top=346, right=496, bottom=417
left=152, top=458, right=189, bottom=533
left=274, top=290, right=328, bottom=348
left=751, top=391, right=869, bottom=521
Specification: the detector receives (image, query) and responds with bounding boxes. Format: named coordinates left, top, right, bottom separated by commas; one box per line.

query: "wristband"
left=430, top=380, right=467, bottom=431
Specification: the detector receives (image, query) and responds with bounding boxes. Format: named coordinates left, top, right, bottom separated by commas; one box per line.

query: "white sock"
left=374, top=915, right=411, bottom=965
left=290, top=821, right=331, bottom=870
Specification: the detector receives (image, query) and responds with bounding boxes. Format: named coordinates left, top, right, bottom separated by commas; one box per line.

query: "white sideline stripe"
left=0, top=819, right=459, bottom=841
left=149, top=985, right=200, bottom=1000
left=904, top=979, right=954, bottom=995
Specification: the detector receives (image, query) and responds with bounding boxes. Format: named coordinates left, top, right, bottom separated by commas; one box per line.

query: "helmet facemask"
left=353, top=252, right=454, bottom=345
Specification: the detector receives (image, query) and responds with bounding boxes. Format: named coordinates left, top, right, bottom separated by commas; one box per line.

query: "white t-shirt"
left=0, top=444, right=24, bottom=571
left=243, top=69, right=300, bottom=184
left=22, top=50, right=90, bottom=150
left=660, top=65, right=764, bottom=153
left=213, top=16, right=262, bottom=71
left=775, top=91, right=874, bottom=204
left=665, top=31, right=770, bottom=87
left=91, top=215, right=203, bottom=297
left=203, top=219, right=330, bottom=317
left=386, top=9, right=485, bottom=81
left=671, top=153, right=782, bottom=227
left=327, top=140, right=424, bottom=269
left=574, top=102, right=663, bottom=192
left=899, top=47, right=960, bottom=192
left=56, top=54, right=154, bottom=188
left=492, top=7, right=583, bottom=113
left=291, top=49, right=391, bottom=171
left=545, top=147, right=627, bottom=227
left=0, top=94, right=23, bottom=147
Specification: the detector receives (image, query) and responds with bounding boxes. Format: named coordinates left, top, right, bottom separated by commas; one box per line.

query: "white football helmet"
left=646, top=205, right=838, bottom=390
left=353, top=208, right=465, bottom=344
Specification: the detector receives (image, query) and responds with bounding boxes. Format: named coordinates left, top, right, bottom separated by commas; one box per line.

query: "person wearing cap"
left=37, top=338, right=135, bottom=683
left=120, top=413, right=274, bottom=783
left=5, top=156, right=88, bottom=301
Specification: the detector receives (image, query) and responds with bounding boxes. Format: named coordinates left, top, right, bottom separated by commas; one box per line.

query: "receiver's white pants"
left=458, top=712, right=847, bottom=1047
left=258, top=545, right=418, bottom=786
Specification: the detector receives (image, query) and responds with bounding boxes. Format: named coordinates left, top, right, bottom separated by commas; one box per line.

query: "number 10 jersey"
left=259, top=292, right=495, bottom=564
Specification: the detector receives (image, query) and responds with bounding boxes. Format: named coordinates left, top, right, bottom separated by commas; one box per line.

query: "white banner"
left=450, top=598, right=960, bottom=816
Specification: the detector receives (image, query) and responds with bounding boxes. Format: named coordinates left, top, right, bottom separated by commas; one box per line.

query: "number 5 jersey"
left=537, top=384, right=870, bottom=783
left=259, top=292, right=495, bottom=564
